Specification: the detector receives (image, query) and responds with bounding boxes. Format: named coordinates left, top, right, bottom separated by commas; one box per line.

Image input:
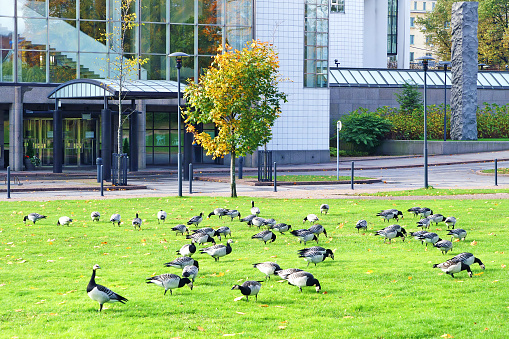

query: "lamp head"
left=169, top=52, right=190, bottom=68
left=416, top=56, right=435, bottom=70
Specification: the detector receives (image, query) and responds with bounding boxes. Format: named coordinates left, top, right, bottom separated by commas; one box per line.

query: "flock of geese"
left=23, top=200, right=485, bottom=312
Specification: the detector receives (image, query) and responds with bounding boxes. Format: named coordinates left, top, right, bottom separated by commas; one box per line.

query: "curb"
left=193, top=176, right=382, bottom=186
left=0, top=185, right=148, bottom=193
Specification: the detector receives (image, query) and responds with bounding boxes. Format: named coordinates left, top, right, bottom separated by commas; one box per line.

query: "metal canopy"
left=48, top=79, right=186, bottom=100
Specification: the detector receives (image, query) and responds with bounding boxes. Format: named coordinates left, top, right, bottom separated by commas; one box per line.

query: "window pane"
left=50, top=19, right=79, bottom=52
left=154, top=147, right=169, bottom=164
left=142, top=54, right=166, bottom=80
left=50, top=52, right=77, bottom=82
left=22, top=0, right=46, bottom=16
left=198, top=25, right=222, bottom=55
left=108, top=21, right=137, bottom=54
left=154, top=112, right=169, bottom=129
left=80, top=0, right=106, bottom=20
left=154, top=130, right=170, bottom=146
left=78, top=21, right=106, bottom=52
left=198, top=56, right=213, bottom=76
left=0, top=17, right=14, bottom=50
left=146, top=112, right=154, bottom=129
left=146, top=130, right=154, bottom=146
left=171, top=0, right=195, bottom=23
left=18, top=18, right=47, bottom=50
left=19, top=50, right=46, bottom=82
left=49, top=0, right=77, bottom=19
left=170, top=24, right=194, bottom=55
left=226, top=0, right=251, bottom=26
left=141, top=23, right=166, bottom=54
left=225, top=27, right=251, bottom=51
left=79, top=52, right=108, bottom=78
left=141, top=0, right=166, bottom=22
left=146, top=147, right=153, bottom=164
left=1, top=52, right=14, bottom=82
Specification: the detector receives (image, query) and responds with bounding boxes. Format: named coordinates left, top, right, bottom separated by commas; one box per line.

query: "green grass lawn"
left=244, top=174, right=372, bottom=181
left=1, top=197, right=508, bottom=338
left=481, top=168, right=509, bottom=174
left=358, top=187, right=509, bottom=196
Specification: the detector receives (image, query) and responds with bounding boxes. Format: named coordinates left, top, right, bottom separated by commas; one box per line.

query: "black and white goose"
left=381, top=224, right=407, bottom=235
left=110, top=214, right=121, bottom=226
left=375, top=226, right=405, bottom=243
left=23, top=213, right=47, bottom=224
left=417, top=232, right=440, bottom=247
left=407, top=207, right=421, bottom=217
left=186, top=232, right=216, bottom=245
left=208, top=208, right=228, bottom=219
left=376, top=210, right=397, bottom=222
left=231, top=281, right=262, bottom=301
left=434, top=239, right=453, bottom=254
left=226, top=209, right=241, bottom=221
left=250, top=201, right=260, bottom=216
left=303, top=214, right=319, bottom=224
left=433, top=258, right=473, bottom=278
left=410, top=230, right=429, bottom=244
left=290, top=229, right=318, bottom=245
left=251, top=230, right=276, bottom=244
left=164, top=257, right=199, bottom=269
left=277, top=268, right=304, bottom=280
left=91, top=211, right=101, bottom=222
left=355, top=219, right=368, bottom=232
left=132, top=213, right=142, bottom=230
left=271, top=223, right=292, bottom=234
left=299, top=249, right=334, bottom=267
left=187, top=213, right=204, bottom=227
left=297, top=246, right=327, bottom=255
left=264, top=218, right=277, bottom=228
left=87, top=264, right=128, bottom=312
left=176, top=243, right=196, bottom=257
left=451, top=252, right=485, bottom=270
left=214, top=226, right=231, bottom=240
left=157, top=210, right=167, bottom=224
left=253, top=262, right=282, bottom=280
left=320, top=204, right=329, bottom=215
left=448, top=228, right=467, bottom=241
left=445, top=216, right=457, bottom=229
left=192, top=227, right=215, bottom=237
left=182, top=264, right=199, bottom=282
left=171, top=224, right=189, bottom=236
left=250, top=217, right=267, bottom=228
left=287, top=271, right=321, bottom=293
left=57, top=216, right=73, bottom=226
left=416, top=217, right=431, bottom=229
left=146, top=273, right=193, bottom=295
left=240, top=214, right=257, bottom=225
left=429, top=214, right=446, bottom=226
left=308, top=224, right=328, bottom=237
left=418, top=207, right=433, bottom=218
left=200, top=239, right=233, bottom=261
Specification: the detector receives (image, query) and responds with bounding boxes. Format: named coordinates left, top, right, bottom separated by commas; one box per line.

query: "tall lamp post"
left=439, top=61, right=451, bottom=141
left=169, top=52, right=190, bottom=197
left=416, top=56, right=434, bottom=189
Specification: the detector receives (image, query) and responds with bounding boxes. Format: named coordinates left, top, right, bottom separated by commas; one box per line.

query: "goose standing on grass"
left=250, top=201, right=260, bottom=216
left=290, top=229, right=319, bottom=245
left=434, top=239, right=453, bottom=254
left=192, top=227, right=215, bottom=237
left=429, top=214, right=446, bottom=226
left=231, top=281, right=262, bottom=301
left=448, top=228, right=467, bottom=241
left=417, top=232, right=440, bottom=247
left=132, top=213, right=142, bottom=230
left=419, top=207, right=433, bottom=218
left=110, top=214, right=121, bottom=226
left=171, top=224, right=189, bottom=236
left=23, top=213, right=47, bottom=224
left=187, top=213, right=204, bottom=227
left=287, top=271, right=321, bottom=293
left=240, top=214, right=256, bottom=225
left=433, top=258, right=473, bottom=278
left=226, top=209, right=241, bottom=221
left=146, top=274, right=193, bottom=295
left=445, top=216, right=457, bottom=229
left=451, top=252, right=485, bottom=270
left=308, top=224, right=328, bottom=238
left=157, top=210, right=167, bottom=224
left=299, top=248, right=334, bottom=267
left=264, top=218, right=277, bottom=228
left=214, top=227, right=231, bottom=241
left=416, top=217, right=431, bottom=229
left=407, top=207, right=421, bottom=217
left=320, top=204, right=329, bottom=215
left=208, top=208, right=228, bottom=219
left=57, top=216, right=73, bottom=226
left=251, top=230, right=276, bottom=244
left=186, top=232, right=216, bottom=245
left=303, top=214, right=319, bottom=224
left=377, top=210, right=401, bottom=222
left=200, top=239, right=233, bottom=261
left=164, top=257, right=199, bottom=269
left=355, top=220, right=368, bottom=232
left=271, top=223, right=292, bottom=234
left=410, top=231, right=429, bottom=244
left=91, top=211, right=101, bottom=222
left=277, top=268, right=304, bottom=280
left=182, top=264, right=199, bottom=282
left=253, top=262, right=282, bottom=280
left=176, top=243, right=196, bottom=257
left=250, top=217, right=267, bottom=228
left=375, top=226, right=405, bottom=244
left=87, top=264, right=128, bottom=312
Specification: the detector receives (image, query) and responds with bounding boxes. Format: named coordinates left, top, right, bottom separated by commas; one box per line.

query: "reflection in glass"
left=22, top=0, right=46, bottom=16
left=49, top=51, right=77, bottom=82
left=80, top=0, right=106, bottom=20
left=199, top=0, right=222, bottom=25
left=1, top=52, right=14, bottom=82
left=170, top=0, right=194, bottom=23
left=198, top=25, right=222, bottom=55
left=168, top=56, right=194, bottom=83
left=142, top=54, right=166, bottom=80
left=146, top=112, right=154, bottom=129
left=226, top=0, right=251, bottom=26
left=154, top=112, right=170, bottom=129
left=48, top=20, right=78, bottom=52
left=141, top=0, right=166, bottom=22
left=19, top=50, right=46, bottom=82
left=225, top=27, right=251, bottom=51
left=154, top=130, right=170, bottom=146
left=170, top=25, right=194, bottom=55
left=49, top=0, right=76, bottom=19
left=154, top=147, right=169, bottom=164
left=79, top=21, right=106, bottom=51
left=108, top=21, right=136, bottom=54
left=141, top=23, right=166, bottom=54
left=18, top=18, right=47, bottom=50
left=78, top=52, right=108, bottom=78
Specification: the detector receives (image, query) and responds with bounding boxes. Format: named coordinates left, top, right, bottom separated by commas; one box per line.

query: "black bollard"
left=273, top=162, right=277, bottom=192
left=239, top=156, right=243, bottom=179
left=100, top=165, right=104, bottom=197
left=351, top=161, right=354, bottom=190
left=495, top=159, right=498, bottom=186
left=189, top=163, right=193, bottom=194
left=7, top=166, right=10, bottom=199
left=96, top=158, right=103, bottom=183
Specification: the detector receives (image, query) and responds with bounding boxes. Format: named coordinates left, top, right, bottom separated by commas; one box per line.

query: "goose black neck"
left=179, top=278, right=191, bottom=287
left=87, top=269, right=97, bottom=292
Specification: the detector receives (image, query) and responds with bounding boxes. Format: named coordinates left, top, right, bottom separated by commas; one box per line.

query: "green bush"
left=395, top=81, right=423, bottom=113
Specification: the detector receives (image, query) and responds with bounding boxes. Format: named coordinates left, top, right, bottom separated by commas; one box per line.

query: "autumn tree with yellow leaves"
left=183, top=41, right=288, bottom=197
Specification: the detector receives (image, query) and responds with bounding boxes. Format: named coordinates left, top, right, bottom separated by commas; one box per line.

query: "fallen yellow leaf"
left=471, top=240, right=478, bottom=246
left=440, top=334, right=454, bottom=338
left=366, top=270, right=373, bottom=274
left=197, top=326, right=204, bottom=332
left=234, top=296, right=244, bottom=301
left=236, top=311, right=245, bottom=315
left=260, top=305, right=269, bottom=307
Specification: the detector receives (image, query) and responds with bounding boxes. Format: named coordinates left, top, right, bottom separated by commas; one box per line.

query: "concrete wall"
left=376, top=140, right=509, bottom=156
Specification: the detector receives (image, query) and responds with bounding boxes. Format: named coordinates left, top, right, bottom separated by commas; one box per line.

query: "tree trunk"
left=230, top=149, right=237, bottom=198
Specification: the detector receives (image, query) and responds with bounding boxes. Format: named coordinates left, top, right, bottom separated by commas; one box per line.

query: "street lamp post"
left=416, top=56, right=434, bottom=189
left=169, top=52, right=190, bottom=197
left=336, top=120, right=342, bottom=180
left=439, top=61, right=451, bottom=141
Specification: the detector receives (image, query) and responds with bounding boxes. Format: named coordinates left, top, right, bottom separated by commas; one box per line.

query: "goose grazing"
left=250, top=201, right=260, bottom=216
left=264, top=218, right=277, bottom=228
left=57, top=216, right=73, bottom=226
left=434, top=239, right=453, bottom=254
left=171, top=224, right=189, bottom=236
left=303, top=214, right=319, bottom=224
left=429, top=214, right=446, bottom=226
left=200, top=239, right=233, bottom=261
left=417, top=232, right=440, bottom=247
left=23, top=213, right=47, bottom=224
left=419, top=207, right=433, bottom=218
left=277, top=268, right=304, bottom=280
left=192, top=227, right=215, bottom=237
left=287, top=271, right=321, bottom=293
left=240, top=214, right=257, bottom=225
left=208, top=208, right=228, bottom=219
left=445, top=216, right=457, bottom=229
left=231, top=281, right=262, bottom=301
left=320, top=204, right=329, bottom=215
left=187, top=213, right=203, bottom=227
left=110, top=214, right=121, bottom=226
left=226, top=209, right=241, bottom=221
left=407, top=207, right=421, bottom=217
left=146, top=273, right=193, bottom=295
left=290, top=229, right=318, bottom=245
left=182, top=264, right=199, bottom=282
left=252, top=262, right=282, bottom=280
left=299, top=249, right=334, bottom=267
left=355, top=220, right=368, bottom=232
left=132, top=213, right=142, bottom=230
left=297, top=246, right=327, bottom=255
left=381, top=224, right=407, bottom=235
left=433, top=258, right=472, bottom=278
left=214, top=226, right=231, bottom=240
left=251, top=230, right=276, bottom=244
left=447, top=228, right=467, bottom=241
left=163, top=257, right=199, bottom=269
left=451, top=252, right=485, bottom=270
left=176, top=243, right=196, bottom=257
left=186, top=232, right=216, bottom=245
left=271, top=223, right=292, bottom=234
left=416, top=217, right=431, bottom=229
left=377, top=209, right=402, bottom=222
left=410, top=231, right=429, bottom=244
left=308, top=224, right=328, bottom=237
left=250, top=217, right=267, bottom=228
left=375, top=226, right=405, bottom=243
left=87, top=264, right=128, bottom=312
left=157, top=210, right=167, bottom=224
left=91, top=211, right=101, bottom=222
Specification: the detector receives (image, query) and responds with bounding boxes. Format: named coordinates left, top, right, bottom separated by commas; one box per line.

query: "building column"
left=129, top=100, right=138, bottom=171
left=53, top=102, right=63, bottom=173
left=101, top=108, right=112, bottom=181
left=10, top=86, right=23, bottom=171
left=136, top=100, right=146, bottom=169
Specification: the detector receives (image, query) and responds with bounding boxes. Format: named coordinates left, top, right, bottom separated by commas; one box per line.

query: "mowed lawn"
left=1, top=197, right=508, bottom=338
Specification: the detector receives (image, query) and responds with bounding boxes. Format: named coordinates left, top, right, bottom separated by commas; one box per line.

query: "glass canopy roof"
left=329, top=68, right=509, bottom=89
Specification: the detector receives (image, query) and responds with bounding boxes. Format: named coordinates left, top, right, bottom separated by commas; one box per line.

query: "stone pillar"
left=137, top=100, right=146, bottom=169
left=53, top=105, right=63, bottom=173
left=450, top=2, right=478, bottom=140
left=101, top=108, right=112, bottom=181
left=129, top=100, right=138, bottom=172
left=10, top=86, right=23, bottom=171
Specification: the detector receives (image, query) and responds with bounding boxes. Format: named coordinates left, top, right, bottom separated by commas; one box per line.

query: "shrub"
left=395, top=81, right=423, bottom=113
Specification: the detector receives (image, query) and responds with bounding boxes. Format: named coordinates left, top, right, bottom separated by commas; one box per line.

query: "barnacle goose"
left=433, top=258, right=473, bottom=278
left=252, top=262, right=282, bottom=280
left=299, top=249, right=334, bottom=266
left=277, top=268, right=304, bottom=280
left=417, top=232, right=440, bottom=247
left=91, top=211, right=101, bottom=222
left=200, top=239, right=233, bottom=261
left=303, top=214, right=319, bottom=224
left=186, top=232, right=216, bottom=245
left=271, top=223, right=292, bottom=234
left=287, top=271, right=321, bottom=293
left=410, top=230, right=429, bottom=244
left=187, top=213, right=203, bottom=227
left=320, top=204, right=329, bottom=215
left=132, top=213, right=142, bottom=230
left=407, top=207, right=421, bottom=217
left=87, top=264, right=128, bottom=312
left=171, top=224, right=189, bottom=236
left=110, top=214, right=121, bottom=226
left=164, top=257, right=199, bottom=269
left=251, top=230, right=276, bottom=244
left=250, top=201, right=261, bottom=216
left=176, top=243, right=196, bottom=257
left=375, top=225, right=405, bottom=243
left=290, top=229, right=319, bottom=245
left=452, top=252, right=485, bottom=269
left=445, top=216, right=457, bottom=229
left=146, top=273, right=193, bottom=295
left=182, top=264, right=199, bottom=282
left=157, top=210, right=167, bottom=224
left=297, top=246, right=327, bottom=255
left=433, top=239, right=453, bottom=254
left=448, top=228, right=467, bottom=241
left=57, top=216, right=73, bottom=226
left=429, top=214, right=446, bottom=226
left=418, top=207, right=433, bottom=218
left=225, top=209, right=241, bottom=221
left=208, top=208, right=228, bottom=219
left=250, top=217, right=267, bottom=228
left=416, top=217, right=431, bottom=229
left=376, top=210, right=398, bottom=222
left=192, top=227, right=215, bottom=237
left=355, top=219, right=368, bottom=232
left=214, top=226, right=231, bottom=240
left=308, top=224, right=328, bottom=237
left=264, top=218, right=277, bottom=228
left=23, top=213, right=47, bottom=224
left=231, top=281, right=262, bottom=301
left=240, top=214, right=257, bottom=225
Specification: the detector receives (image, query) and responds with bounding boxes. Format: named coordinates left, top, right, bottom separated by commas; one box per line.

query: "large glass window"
left=304, top=0, right=328, bottom=88
left=49, top=0, right=76, bottom=19
left=171, top=0, right=195, bottom=23
left=387, top=0, right=397, bottom=55
left=141, top=0, right=166, bottom=22
left=331, top=0, right=345, bottom=13
left=19, top=50, right=46, bottom=82
left=80, top=0, right=106, bottom=20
